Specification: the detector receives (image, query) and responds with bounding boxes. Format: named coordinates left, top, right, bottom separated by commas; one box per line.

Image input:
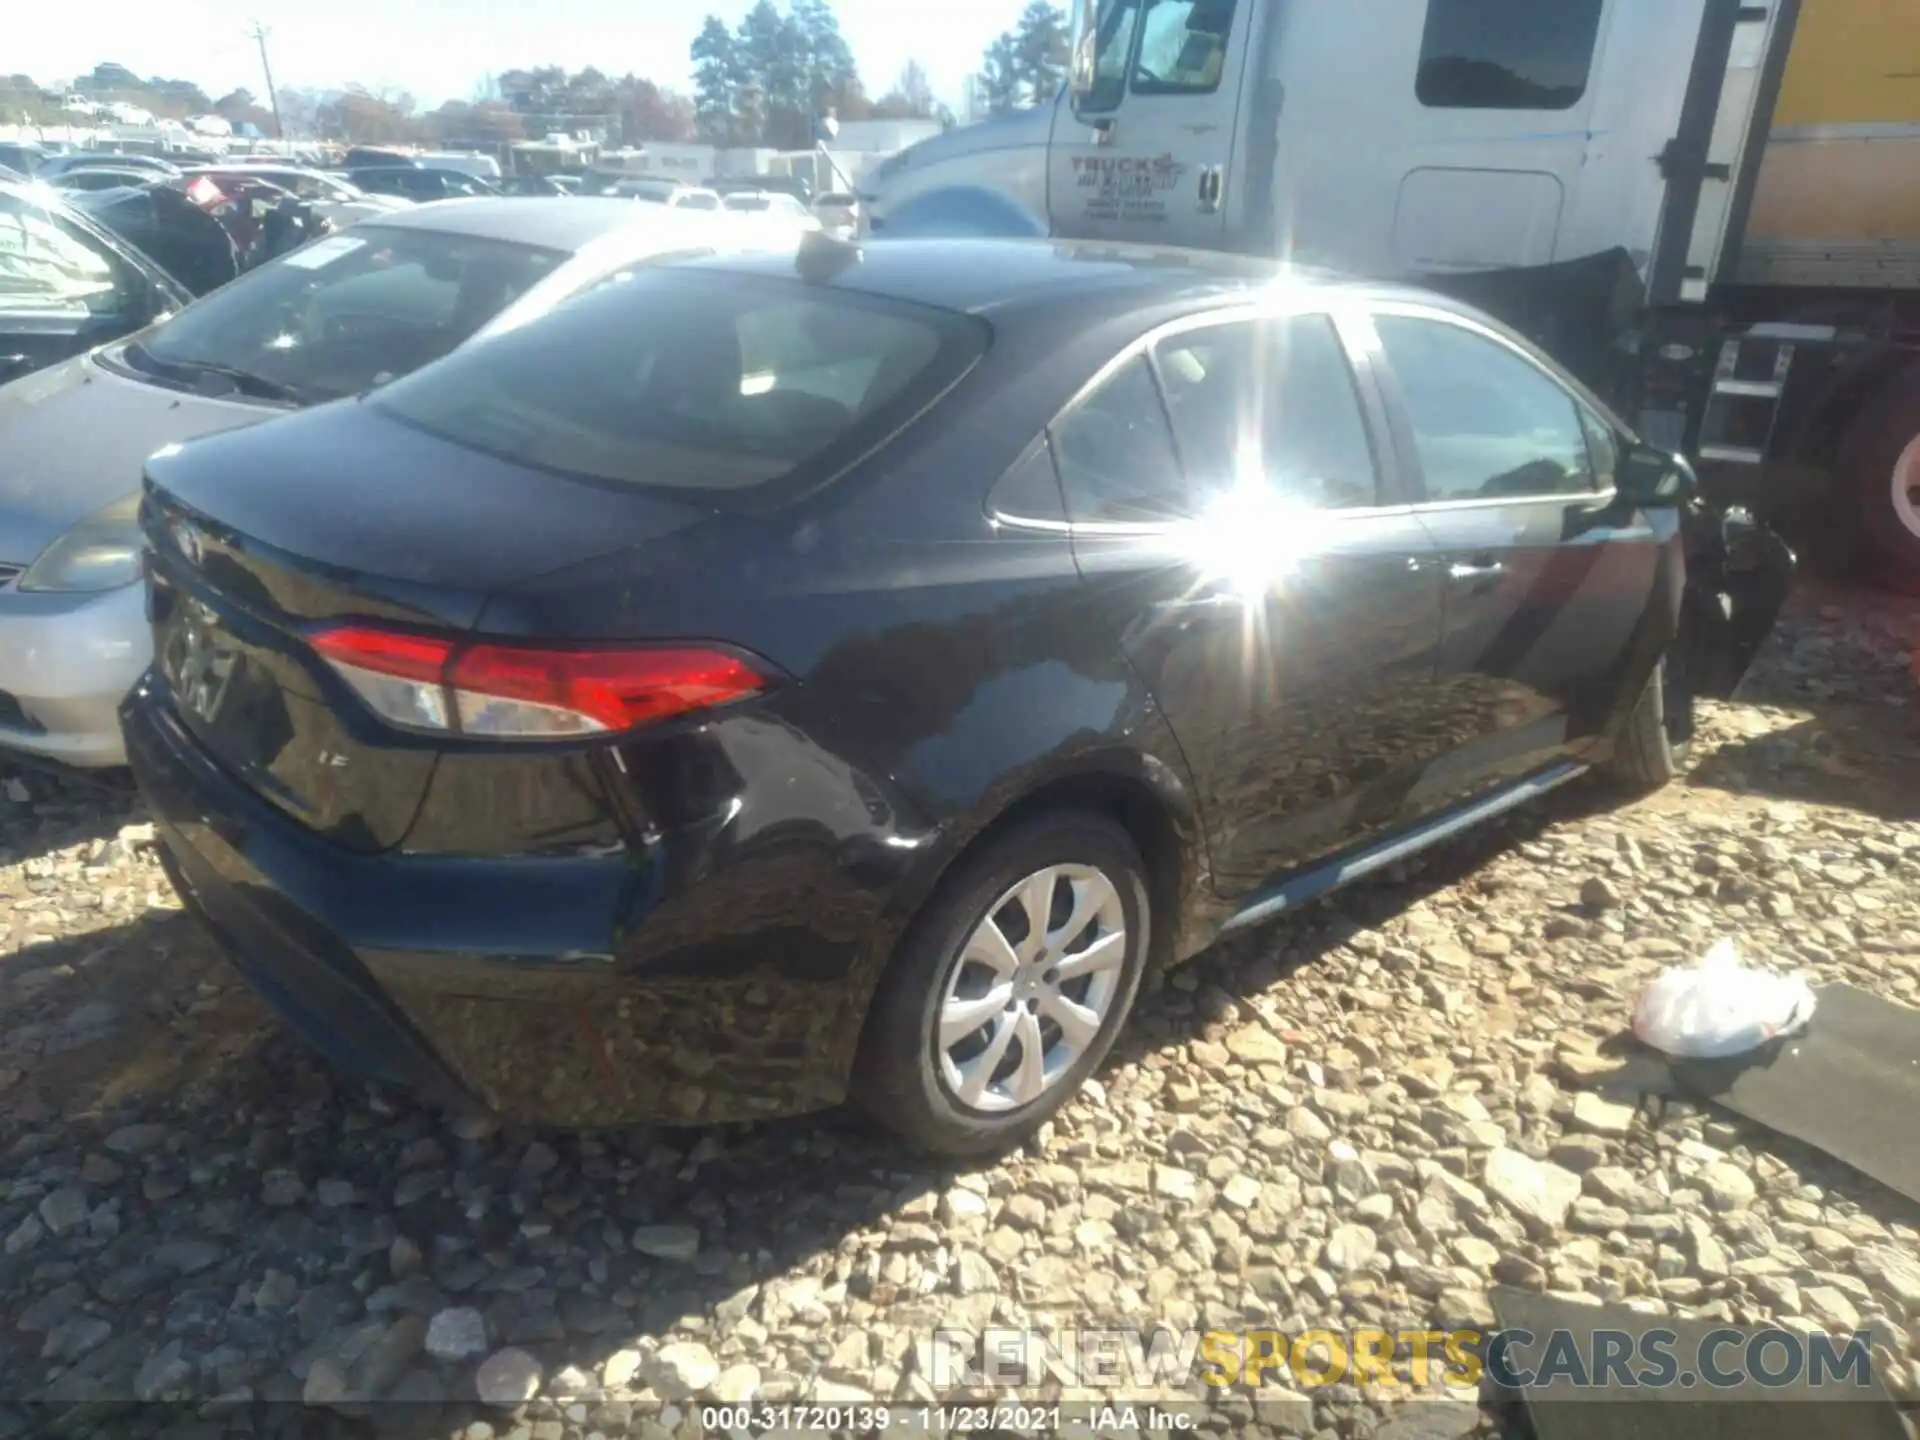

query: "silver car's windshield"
left=120, top=225, right=565, bottom=404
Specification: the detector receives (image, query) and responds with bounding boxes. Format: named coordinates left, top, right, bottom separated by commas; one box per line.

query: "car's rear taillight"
left=311, top=624, right=776, bottom=740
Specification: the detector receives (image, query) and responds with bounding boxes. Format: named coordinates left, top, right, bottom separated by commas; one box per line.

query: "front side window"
left=1084, top=0, right=1147, bottom=113
left=373, top=269, right=984, bottom=498
left=122, top=225, right=564, bottom=403
left=1155, top=314, right=1379, bottom=510
left=0, top=194, right=134, bottom=317
left=1416, top=0, right=1604, bottom=111
left=1051, top=355, right=1186, bottom=524
left=1375, top=314, right=1595, bottom=502
left=1133, top=0, right=1238, bottom=94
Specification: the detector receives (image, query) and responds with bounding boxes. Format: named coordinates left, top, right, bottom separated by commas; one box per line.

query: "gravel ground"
left=1, top=577, right=1917, bottom=1439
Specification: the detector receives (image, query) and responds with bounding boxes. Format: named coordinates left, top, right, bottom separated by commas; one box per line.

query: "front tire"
left=854, top=812, right=1150, bottom=1157
left=1603, top=656, right=1689, bottom=792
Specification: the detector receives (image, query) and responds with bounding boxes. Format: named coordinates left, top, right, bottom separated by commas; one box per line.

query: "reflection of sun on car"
left=0, top=200, right=795, bottom=767
left=120, top=238, right=1786, bottom=1154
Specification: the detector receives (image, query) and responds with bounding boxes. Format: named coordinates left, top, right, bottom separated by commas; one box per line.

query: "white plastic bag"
left=1632, top=938, right=1817, bottom=1059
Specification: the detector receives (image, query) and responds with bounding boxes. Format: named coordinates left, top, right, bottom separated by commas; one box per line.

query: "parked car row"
left=0, top=205, right=1793, bottom=1152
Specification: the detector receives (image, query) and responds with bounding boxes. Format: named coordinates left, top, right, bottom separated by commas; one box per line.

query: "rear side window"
left=1051, top=356, right=1186, bottom=524
left=372, top=268, right=985, bottom=498
left=0, top=194, right=135, bottom=317
left=1155, top=314, right=1379, bottom=509
left=1416, top=0, right=1604, bottom=111
left=1375, top=314, right=1595, bottom=501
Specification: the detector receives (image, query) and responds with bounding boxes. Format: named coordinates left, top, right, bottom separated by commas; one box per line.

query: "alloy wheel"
left=934, top=863, right=1127, bottom=1114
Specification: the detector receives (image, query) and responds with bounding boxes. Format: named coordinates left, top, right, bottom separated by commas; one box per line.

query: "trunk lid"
left=141, top=401, right=707, bottom=850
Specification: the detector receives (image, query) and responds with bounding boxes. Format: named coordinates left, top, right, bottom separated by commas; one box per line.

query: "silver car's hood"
left=0, top=351, right=268, bottom=567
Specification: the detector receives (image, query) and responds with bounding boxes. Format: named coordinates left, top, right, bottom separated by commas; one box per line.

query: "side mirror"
left=1618, top=445, right=1693, bottom=508
left=1069, top=0, right=1101, bottom=110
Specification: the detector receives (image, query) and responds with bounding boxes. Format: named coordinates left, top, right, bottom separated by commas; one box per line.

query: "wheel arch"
left=862, top=743, right=1214, bottom=1018
left=1782, top=344, right=1920, bottom=474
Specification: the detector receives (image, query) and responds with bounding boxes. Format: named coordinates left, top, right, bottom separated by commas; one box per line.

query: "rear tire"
left=1603, top=657, right=1689, bottom=793
left=854, top=812, right=1150, bottom=1157
left=1845, top=364, right=1920, bottom=592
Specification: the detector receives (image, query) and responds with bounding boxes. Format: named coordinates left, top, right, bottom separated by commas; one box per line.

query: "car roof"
left=678, top=236, right=1373, bottom=318
left=351, top=197, right=746, bottom=254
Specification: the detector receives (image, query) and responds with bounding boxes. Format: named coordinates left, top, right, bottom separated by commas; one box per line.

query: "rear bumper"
left=0, top=581, right=148, bottom=767
left=122, top=677, right=864, bottom=1127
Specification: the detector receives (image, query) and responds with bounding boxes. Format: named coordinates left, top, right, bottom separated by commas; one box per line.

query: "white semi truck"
left=863, top=0, right=1920, bottom=580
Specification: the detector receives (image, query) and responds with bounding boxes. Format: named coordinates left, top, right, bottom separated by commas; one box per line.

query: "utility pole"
left=248, top=21, right=285, bottom=140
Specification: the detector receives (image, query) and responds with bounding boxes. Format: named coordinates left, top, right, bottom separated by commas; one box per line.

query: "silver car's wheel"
left=935, top=864, right=1127, bottom=1114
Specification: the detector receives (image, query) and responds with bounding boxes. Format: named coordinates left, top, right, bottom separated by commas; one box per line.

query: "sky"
left=9, top=0, right=1029, bottom=113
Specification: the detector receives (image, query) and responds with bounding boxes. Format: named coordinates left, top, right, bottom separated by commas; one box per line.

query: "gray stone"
left=645, top=1340, right=719, bottom=1400
left=1580, top=876, right=1621, bottom=910
left=134, top=1348, right=194, bottom=1401
left=104, top=1123, right=169, bottom=1155
left=630, top=1223, right=700, bottom=1261
left=38, top=1186, right=90, bottom=1235
left=711, top=1362, right=762, bottom=1404
left=1484, top=1148, right=1582, bottom=1235
left=425, top=1306, right=488, bottom=1362
left=1571, top=1093, right=1637, bottom=1137
left=954, top=1250, right=998, bottom=1295
left=316, top=1178, right=359, bottom=1207
left=260, top=1169, right=307, bottom=1207
left=43, top=1315, right=113, bottom=1363
left=1324, top=1224, right=1379, bottom=1274
left=4, top=1213, right=44, bottom=1255
left=1698, top=1163, right=1757, bottom=1212
left=1373, top=1400, right=1484, bottom=1440
left=475, top=1347, right=544, bottom=1408
left=254, top=1268, right=299, bottom=1310
left=154, top=1239, right=225, bottom=1275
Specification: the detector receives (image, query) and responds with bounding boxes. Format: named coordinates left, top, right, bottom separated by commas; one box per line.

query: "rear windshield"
left=121, top=225, right=565, bottom=403
left=371, top=267, right=986, bottom=497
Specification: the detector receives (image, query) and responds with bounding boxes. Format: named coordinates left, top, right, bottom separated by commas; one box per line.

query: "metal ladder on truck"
left=1649, top=0, right=1825, bottom=467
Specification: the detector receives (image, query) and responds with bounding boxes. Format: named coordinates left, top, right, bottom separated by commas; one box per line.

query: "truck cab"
left=869, top=0, right=1707, bottom=282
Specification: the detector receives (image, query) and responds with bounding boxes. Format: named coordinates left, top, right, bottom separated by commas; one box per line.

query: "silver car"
left=0, top=199, right=786, bottom=766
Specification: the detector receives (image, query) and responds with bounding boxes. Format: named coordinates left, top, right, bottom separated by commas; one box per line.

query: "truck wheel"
left=1846, top=364, right=1920, bottom=591
left=1603, top=656, right=1689, bottom=793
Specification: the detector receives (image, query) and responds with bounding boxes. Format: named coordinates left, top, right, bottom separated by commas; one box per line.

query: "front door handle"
left=1197, top=166, right=1224, bottom=213
left=1448, top=558, right=1507, bottom=592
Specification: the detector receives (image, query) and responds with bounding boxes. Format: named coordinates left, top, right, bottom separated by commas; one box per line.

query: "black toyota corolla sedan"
left=123, top=237, right=1791, bottom=1154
